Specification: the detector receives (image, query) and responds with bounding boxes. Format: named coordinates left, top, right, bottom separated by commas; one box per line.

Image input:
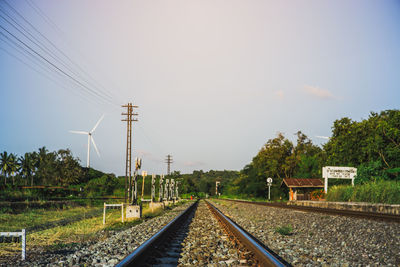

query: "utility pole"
left=165, top=154, right=173, bottom=175
left=122, top=103, right=138, bottom=203
left=216, top=181, right=220, bottom=196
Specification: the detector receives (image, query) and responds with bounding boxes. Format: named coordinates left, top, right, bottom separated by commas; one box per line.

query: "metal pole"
left=268, top=185, right=271, bottom=200
left=141, top=174, right=146, bottom=199
left=121, top=203, right=124, bottom=223
left=103, top=203, right=106, bottom=225
left=21, top=229, right=25, bottom=260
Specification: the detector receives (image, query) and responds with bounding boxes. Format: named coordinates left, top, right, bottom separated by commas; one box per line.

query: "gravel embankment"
left=211, top=200, right=400, bottom=267
left=178, top=200, right=252, bottom=266
left=4, top=201, right=193, bottom=267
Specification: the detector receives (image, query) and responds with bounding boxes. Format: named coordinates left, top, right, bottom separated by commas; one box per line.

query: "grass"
left=0, top=206, right=101, bottom=232
left=0, top=201, right=181, bottom=258
left=326, top=180, right=400, bottom=204
left=275, top=225, right=293, bottom=236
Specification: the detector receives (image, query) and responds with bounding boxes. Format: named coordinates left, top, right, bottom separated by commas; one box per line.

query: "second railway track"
left=221, top=199, right=400, bottom=223
left=117, top=200, right=289, bottom=267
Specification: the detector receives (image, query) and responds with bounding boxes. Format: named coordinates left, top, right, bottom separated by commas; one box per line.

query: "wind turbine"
left=316, top=136, right=330, bottom=140
left=69, top=115, right=104, bottom=168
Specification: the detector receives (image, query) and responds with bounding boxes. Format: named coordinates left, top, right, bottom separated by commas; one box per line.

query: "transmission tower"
left=165, top=154, right=173, bottom=175
left=122, top=103, right=138, bottom=203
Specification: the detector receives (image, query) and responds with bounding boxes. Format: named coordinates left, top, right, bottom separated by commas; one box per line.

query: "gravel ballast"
left=211, top=199, right=400, bottom=266
left=178, top=200, right=251, bottom=266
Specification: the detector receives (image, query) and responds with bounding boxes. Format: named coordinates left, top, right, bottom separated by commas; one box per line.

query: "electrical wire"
left=0, top=0, right=118, bottom=106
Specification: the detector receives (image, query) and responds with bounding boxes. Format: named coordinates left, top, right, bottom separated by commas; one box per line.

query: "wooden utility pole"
left=122, top=103, right=138, bottom=203
left=165, top=154, right=173, bottom=175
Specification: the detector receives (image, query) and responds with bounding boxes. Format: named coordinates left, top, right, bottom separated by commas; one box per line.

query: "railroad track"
left=117, top=200, right=289, bottom=267
left=220, top=199, right=400, bottom=223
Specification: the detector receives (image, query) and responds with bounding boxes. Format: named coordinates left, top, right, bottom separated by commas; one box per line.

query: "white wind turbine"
left=69, top=115, right=104, bottom=168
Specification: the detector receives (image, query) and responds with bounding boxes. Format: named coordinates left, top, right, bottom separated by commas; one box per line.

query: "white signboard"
left=323, top=166, right=357, bottom=193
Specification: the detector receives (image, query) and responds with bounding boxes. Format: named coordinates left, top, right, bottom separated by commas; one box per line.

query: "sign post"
left=141, top=170, right=147, bottom=199
left=322, top=166, right=357, bottom=193
left=267, top=177, right=273, bottom=201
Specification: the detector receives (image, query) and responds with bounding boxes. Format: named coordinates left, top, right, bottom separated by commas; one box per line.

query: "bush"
left=84, top=174, right=118, bottom=197
left=310, top=189, right=325, bottom=200
left=355, top=161, right=388, bottom=185
left=326, top=181, right=400, bottom=204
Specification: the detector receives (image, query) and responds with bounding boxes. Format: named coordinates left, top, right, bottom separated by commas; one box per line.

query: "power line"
left=0, top=1, right=119, bottom=107
left=25, top=0, right=62, bottom=34
left=0, top=24, right=115, bottom=106
left=0, top=41, right=100, bottom=107
left=19, top=0, right=121, bottom=105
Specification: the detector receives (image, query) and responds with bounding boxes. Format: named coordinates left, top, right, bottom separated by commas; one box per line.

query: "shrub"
left=310, top=189, right=325, bottom=200
left=355, top=161, right=388, bottom=185
left=84, top=174, right=118, bottom=197
left=326, top=181, right=400, bottom=204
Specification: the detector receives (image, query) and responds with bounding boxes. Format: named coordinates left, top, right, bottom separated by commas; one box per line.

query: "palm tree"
left=0, top=151, right=11, bottom=185
left=18, top=153, right=36, bottom=186
left=8, top=153, right=18, bottom=185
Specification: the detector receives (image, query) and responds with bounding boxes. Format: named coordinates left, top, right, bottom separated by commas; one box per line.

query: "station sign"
left=323, top=166, right=357, bottom=179
left=323, top=166, right=357, bottom=193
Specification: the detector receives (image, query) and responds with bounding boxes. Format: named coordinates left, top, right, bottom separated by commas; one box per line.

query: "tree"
left=324, top=110, right=400, bottom=183
left=8, top=153, right=18, bottom=185
left=18, top=153, right=36, bottom=186
left=55, top=149, right=83, bottom=186
left=0, top=151, right=12, bottom=185
left=35, top=147, right=58, bottom=185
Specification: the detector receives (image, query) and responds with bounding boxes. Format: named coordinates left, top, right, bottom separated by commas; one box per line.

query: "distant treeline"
left=176, top=109, right=400, bottom=199
left=0, top=147, right=119, bottom=199
left=1, top=109, right=399, bottom=201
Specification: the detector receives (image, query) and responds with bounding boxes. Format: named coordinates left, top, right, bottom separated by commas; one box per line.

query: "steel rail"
left=205, top=200, right=290, bottom=267
left=116, top=200, right=198, bottom=267
left=220, top=199, right=400, bottom=223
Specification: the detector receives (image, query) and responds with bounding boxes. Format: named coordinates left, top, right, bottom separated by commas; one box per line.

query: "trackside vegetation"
left=326, top=181, right=400, bottom=204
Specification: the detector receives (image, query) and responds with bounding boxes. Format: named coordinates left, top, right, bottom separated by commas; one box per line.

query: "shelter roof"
left=281, top=178, right=324, bottom=188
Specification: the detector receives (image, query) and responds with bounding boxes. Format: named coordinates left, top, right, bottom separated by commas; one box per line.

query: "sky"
left=0, top=0, right=399, bottom=176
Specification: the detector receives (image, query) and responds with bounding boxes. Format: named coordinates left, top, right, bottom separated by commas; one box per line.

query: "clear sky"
left=1, top=0, right=399, bottom=176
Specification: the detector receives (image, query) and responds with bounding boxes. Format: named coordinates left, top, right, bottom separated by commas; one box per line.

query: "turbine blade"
left=91, top=137, right=100, bottom=157
left=69, top=130, right=89, bottom=135
left=91, top=114, right=104, bottom=133
left=316, top=135, right=330, bottom=140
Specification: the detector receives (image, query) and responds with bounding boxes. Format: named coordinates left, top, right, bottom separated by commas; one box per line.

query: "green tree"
left=18, top=153, right=36, bottom=186
left=55, top=149, right=83, bottom=186
left=324, top=110, right=400, bottom=182
left=8, top=153, right=18, bottom=185
left=0, top=151, right=12, bottom=185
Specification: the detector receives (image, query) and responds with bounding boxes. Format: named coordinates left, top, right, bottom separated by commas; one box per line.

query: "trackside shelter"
left=281, top=178, right=324, bottom=201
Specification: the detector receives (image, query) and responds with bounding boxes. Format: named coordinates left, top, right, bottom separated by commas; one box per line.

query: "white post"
left=268, top=184, right=271, bottom=200
left=121, top=203, right=124, bottom=223
left=103, top=203, right=106, bottom=225
left=87, top=135, right=91, bottom=168
left=21, top=229, right=25, bottom=260
left=324, top=177, right=328, bottom=193
left=323, top=167, right=328, bottom=193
